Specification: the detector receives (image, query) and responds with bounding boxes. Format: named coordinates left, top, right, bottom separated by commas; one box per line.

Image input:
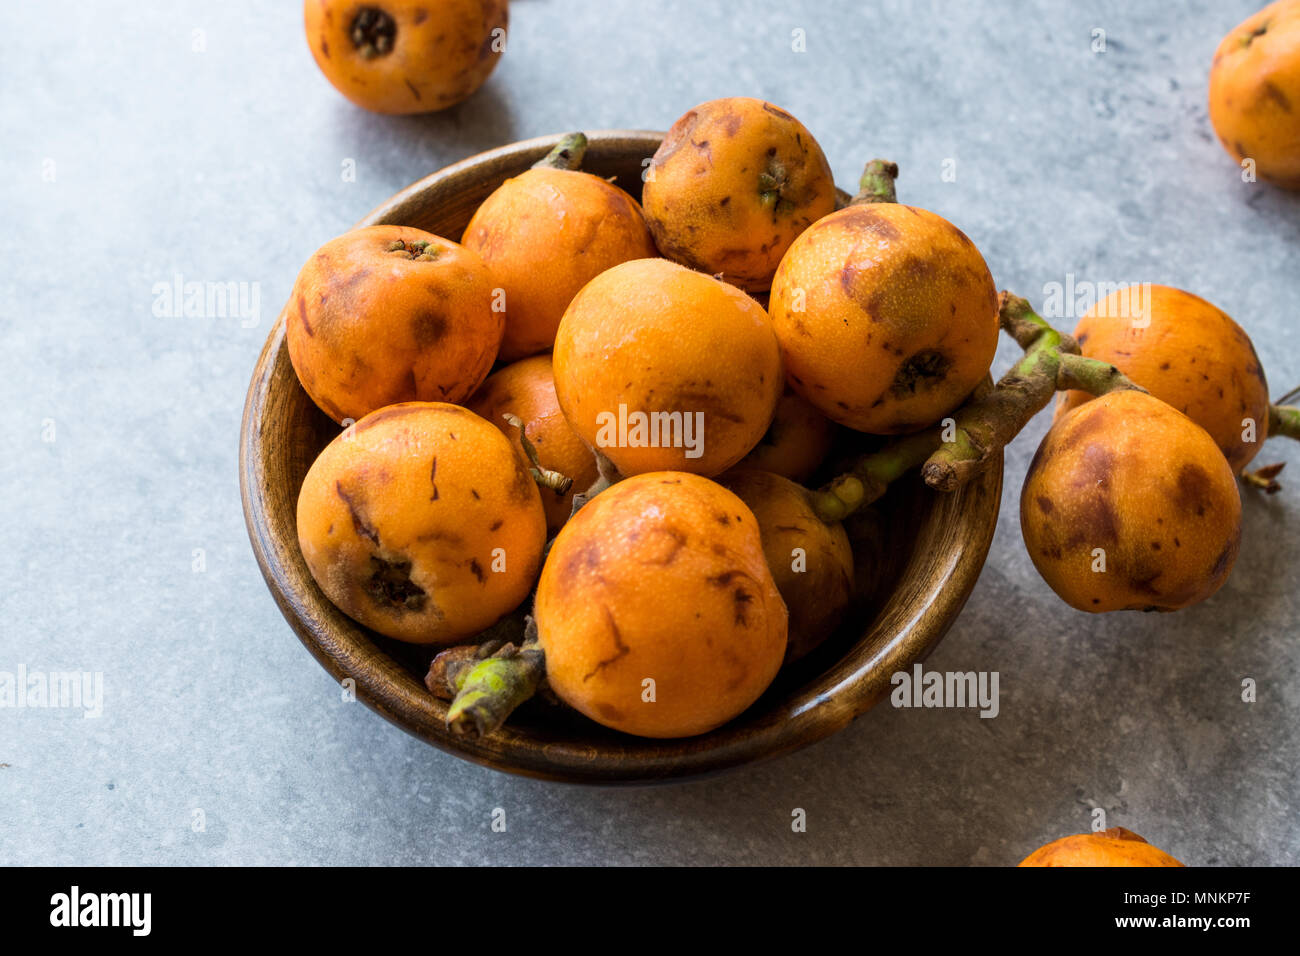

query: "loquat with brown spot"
left=286, top=225, right=501, bottom=425
left=1208, top=0, right=1300, bottom=188
left=769, top=203, right=1000, bottom=434
left=552, top=258, right=783, bottom=477
left=461, top=166, right=658, bottom=360
left=719, top=470, right=854, bottom=664
left=1056, top=285, right=1271, bottom=474
left=1021, top=390, right=1242, bottom=613
left=296, top=401, right=546, bottom=644
left=732, top=387, right=836, bottom=483
left=642, top=97, right=837, bottom=292
left=534, top=471, right=787, bottom=738
left=303, top=0, right=508, bottom=114
left=466, top=354, right=599, bottom=534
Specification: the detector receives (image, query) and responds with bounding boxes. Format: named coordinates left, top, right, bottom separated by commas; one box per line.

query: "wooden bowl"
left=239, top=130, right=1003, bottom=784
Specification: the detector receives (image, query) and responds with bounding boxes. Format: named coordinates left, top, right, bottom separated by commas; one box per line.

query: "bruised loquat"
left=296, top=402, right=547, bottom=644
left=286, top=225, right=501, bottom=425
left=642, top=97, right=836, bottom=292
left=534, top=472, right=787, bottom=738
left=1021, top=390, right=1242, bottom=613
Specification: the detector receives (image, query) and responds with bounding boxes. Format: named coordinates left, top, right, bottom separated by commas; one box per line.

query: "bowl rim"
left=239, top=130, right=1004, bottom=785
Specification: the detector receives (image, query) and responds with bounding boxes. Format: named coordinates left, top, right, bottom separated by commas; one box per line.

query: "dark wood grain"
left=238, top=130, right=1004, bottom=784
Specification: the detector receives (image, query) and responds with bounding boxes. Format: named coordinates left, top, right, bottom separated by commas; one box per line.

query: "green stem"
left=922, top=295, right=1143, bottom=492
left=533, top=132, right=588, bottom=171
left=849, top=159, right=899, bottom=205
left=1056, top=350, right=1139, bottom=395
left=1269, top=403, right=1300, bottom=442
left=811, top=292, right=1146, bottom=522
left=425, top=640, right=503, bottom=700
left=444, top=622, right=545, bottom=738
left=811, top=431, right=939, bottom=522
left=437, top=450, right=622, bottom=740
left=424, top=607, right=532, bottom=698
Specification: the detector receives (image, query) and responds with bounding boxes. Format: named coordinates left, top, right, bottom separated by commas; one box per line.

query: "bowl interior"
left=239, top=131, right=1003, bottom=783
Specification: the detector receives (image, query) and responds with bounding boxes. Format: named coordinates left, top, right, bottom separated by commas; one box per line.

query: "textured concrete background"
left=2, top=0, right=1297, bottom=865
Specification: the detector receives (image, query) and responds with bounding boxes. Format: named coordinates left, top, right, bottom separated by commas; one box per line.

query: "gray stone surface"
left=2, top=0, right=1296, bottom=865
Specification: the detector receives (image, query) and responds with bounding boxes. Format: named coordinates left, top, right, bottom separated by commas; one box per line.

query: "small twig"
left=444, top=618, right=545, bottom=738
left=502, top=413, right=573, bottom=496
left=567, top=448, right=621, bottom=517
left=1269, top=402, right=1300, bottom=442
left=1273, top=384, right=1300, bottom=408
left=532, top=132, right=588, bottom=171
left=1242, top=461, right=1286, bottom=494
left=848, top=159, right=899, bottom=206
left=810, top=292, right=1146, bottom=522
